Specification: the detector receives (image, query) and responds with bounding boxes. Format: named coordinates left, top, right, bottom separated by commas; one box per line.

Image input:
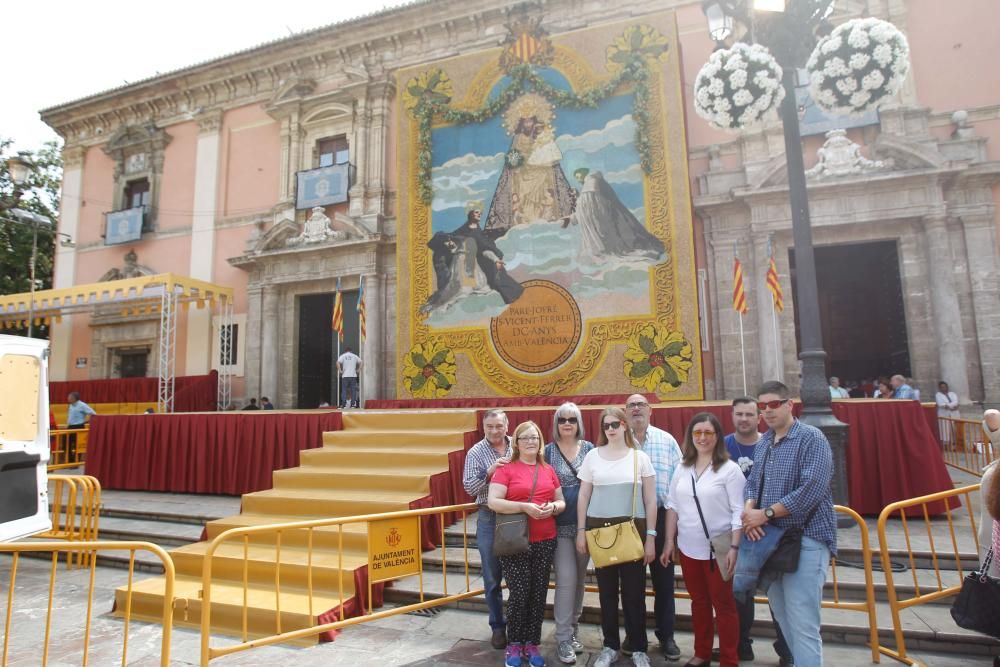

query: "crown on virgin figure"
left=465, top=200, right=484, bottom=213
left=503, top=93, right=554, bottom=134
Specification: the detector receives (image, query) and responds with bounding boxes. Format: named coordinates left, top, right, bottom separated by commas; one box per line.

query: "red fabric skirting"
left=50, top=372, right=218, bottom=412
left=85, top=410, right=342, bottom=495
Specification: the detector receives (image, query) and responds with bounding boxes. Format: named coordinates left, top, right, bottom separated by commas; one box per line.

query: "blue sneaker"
left=506, top=643, right=524, bottom=667
left=524, top=643, right=545, bottom=667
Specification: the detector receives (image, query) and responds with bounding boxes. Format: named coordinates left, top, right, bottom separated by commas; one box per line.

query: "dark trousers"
left=66, top=422, right=85, bottom=461
left=649, top=507, right=676, bottom=643
left=596, top=558, right=648, bottom=652
left=498, top=538, right=557, bottom=645
left=736, top=590, right=792, bottom=660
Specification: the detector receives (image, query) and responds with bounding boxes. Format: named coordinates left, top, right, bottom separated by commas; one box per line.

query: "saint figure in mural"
left=484, top=93, right=576, bottom=233
left=421, top=203, right=525, bottom=314
left=570, top=168, right=665, bottom=260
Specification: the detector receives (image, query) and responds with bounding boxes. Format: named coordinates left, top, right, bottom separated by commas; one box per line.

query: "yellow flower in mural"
left=606, top=24, right=669, bottom=73
left=403, top=340, right=458, bottom=399
left=623, top=324, right=693, bottom=394
left=402, top=67, right=454, bottom=112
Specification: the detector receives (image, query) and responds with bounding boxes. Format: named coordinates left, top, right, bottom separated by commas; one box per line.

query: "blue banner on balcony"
left=105, top=207, right=144, bottom=245
left=296, top=164, right=350, bottom=209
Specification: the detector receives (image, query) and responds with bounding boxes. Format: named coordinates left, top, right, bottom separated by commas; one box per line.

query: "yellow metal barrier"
left=0, top=540, right=175, bottom=667
left=48, top=427, right=89, bottom=471
left=199, top=502, right=481, bottom=665
left=937, top=417, right=991, bottom=476
left=876, top=483, right=983, bottom=666
left=37, top=475, right=102, bottom=568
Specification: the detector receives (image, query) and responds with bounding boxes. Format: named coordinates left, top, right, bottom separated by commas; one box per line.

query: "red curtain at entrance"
left=49, top=372, right=218, bottom=412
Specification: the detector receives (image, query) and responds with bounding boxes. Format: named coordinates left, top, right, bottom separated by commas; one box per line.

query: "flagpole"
left=357, top=276, right=364, bottom=409
left=738, top=312, right=747, bottom=396
left=770, top=295, right=782, bottom=382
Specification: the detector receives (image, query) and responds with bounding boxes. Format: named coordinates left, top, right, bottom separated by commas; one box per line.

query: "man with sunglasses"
left=624, top=394, right=683, bottom=661
left=741, top=381, right=836, bottom=667
left=463, top=409, right=514, bottom=649
left=723, top=397, right=793, bottom=666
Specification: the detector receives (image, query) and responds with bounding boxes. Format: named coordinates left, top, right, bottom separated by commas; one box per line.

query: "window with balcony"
left=317, top=136, right=349, bottom=167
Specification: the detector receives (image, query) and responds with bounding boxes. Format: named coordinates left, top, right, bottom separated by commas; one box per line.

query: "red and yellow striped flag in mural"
left=332, top=277, right=344, bottom=341
left=513, top=33, right=540, bottom=63
left=357, top=278, right=367, bottom=342
left=732, top=256, right=748, bottom=315
left=766, top=255, right=784, bottom=313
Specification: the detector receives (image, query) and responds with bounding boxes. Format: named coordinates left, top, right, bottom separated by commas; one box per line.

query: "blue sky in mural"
left=430, top=68, right=642, bottom=234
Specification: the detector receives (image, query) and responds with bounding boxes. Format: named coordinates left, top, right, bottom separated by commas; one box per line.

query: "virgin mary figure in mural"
left=484, top=93, right=576, bottom=234
left=570, top=168, right=665, bottom=260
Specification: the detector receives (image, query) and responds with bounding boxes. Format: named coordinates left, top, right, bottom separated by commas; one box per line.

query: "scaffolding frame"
left=0, top=273, right=234, bottom=413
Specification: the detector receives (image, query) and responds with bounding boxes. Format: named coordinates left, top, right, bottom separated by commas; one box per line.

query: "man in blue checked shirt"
left=624, top=394, right=682, bottom=662
left=742, top=381, right=836, bottom=667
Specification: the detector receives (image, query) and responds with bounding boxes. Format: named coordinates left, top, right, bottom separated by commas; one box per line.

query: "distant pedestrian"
left=890, top=374, right=916, bottom=400
left=337, top=346, right=362, bottom=408
left=66, top=391, right=96, bottom=461
left=243, top=398, right=260, bottom=411
left=261, top=397, right=275, bottom=410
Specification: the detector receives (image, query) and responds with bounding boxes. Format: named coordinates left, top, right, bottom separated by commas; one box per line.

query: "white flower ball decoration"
left=694, top=43, right=784, bottom=131
left=806, top=17, right=910, bottom=115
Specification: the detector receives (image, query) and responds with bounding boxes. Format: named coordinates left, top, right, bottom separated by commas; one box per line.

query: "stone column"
left=923, top=214, right=971, bottom=401
left=49, top=145, right=86, bottom=381
left=361, top=272, right=381, bottom=401
left=260, top=285, right=280, bottom=401
left=245, top=285, right=263, bottom=402
left=349, top=98, right=369, bottom=219
left=184, top=112, right=222, bottom=375
left=960, top=213, right=1000, bottom=404
left=752, top=234, right=784, bottom=385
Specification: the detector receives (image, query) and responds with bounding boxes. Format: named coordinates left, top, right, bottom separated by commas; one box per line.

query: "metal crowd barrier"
left=937, top=417, right=992, bottom=476
left=198, top=502, right=481, bottom=665
left=36, top=474, right=102, bottom=568
left=0, top=540, right=175, bottom=667
left=876, top=483, right=983, bottom=666
left=48, top=427, right=89, bottom=471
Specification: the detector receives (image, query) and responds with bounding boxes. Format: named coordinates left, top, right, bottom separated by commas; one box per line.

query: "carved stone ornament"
left=806, top=129, right=888, bottom=179
left=286, top=206, right=346, bottom=246
left=99, top=249, right=155, bottom=281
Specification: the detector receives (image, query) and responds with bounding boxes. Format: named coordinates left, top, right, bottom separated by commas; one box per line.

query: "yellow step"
left=321, top=430, right=466, bottom=448
left=206, top=513, right=370, bottom=550
left=116, top=575, right=349, bottom=646
left=272, top=468, right=432, bottom=494
left=299, top=447, right=452, bottom=469
left=240, top=487, right=419, bottom=517
left=341, top=410, right=477, bottom=432
left=170, top=541, right=367, bottom=589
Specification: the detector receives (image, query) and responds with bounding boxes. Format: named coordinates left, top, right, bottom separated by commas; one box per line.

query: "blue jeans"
left=476, top=508, right=506, bottom=630
left=766, top=536, right=829, bottom=667
left=341, top=377, right=359, bottom=406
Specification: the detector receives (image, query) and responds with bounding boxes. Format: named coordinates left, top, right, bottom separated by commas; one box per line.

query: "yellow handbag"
left=585, top=449, right=646, bottom=568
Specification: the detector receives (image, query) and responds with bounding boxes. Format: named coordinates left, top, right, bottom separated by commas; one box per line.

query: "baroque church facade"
left=40, top=0, right=1000, bottom=406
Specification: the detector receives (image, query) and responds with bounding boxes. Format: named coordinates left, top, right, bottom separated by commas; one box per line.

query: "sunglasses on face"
left=692, top=430, right=716, bottom=439
left=602, top=420, right=623, bottom=431
left=557, top=416, right=579, bottom=425
left=757, top=399, right=789, bottom=411
left=626, top=401, right=649, bottom=409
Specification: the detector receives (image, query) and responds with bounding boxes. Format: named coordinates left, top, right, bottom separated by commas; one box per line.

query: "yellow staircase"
left=116, top=409, right=478, bottom=643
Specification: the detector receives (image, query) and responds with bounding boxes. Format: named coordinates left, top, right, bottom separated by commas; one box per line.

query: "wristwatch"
left=764, top=507, right=776, bottom=520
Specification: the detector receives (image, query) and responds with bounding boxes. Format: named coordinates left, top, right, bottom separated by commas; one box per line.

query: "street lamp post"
left=701, top=0, right=850, bottom=510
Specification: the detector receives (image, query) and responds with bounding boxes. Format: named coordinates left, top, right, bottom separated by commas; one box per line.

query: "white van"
left=0, top=334, right=51, bottom=541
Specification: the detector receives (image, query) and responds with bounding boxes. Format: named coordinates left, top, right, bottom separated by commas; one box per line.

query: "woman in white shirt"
left=662, top=413, right=745, bottom=667
left=576, top=407, right=658, bottom=667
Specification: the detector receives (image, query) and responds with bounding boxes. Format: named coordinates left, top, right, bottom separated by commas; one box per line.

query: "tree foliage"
left=1, top=137, right=63, bottom=337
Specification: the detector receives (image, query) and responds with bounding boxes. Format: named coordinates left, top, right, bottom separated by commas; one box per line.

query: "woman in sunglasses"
left=576, top=407, right=658, bottom=667
left=544, top=402, right=595, bottom=664
left=662, top=412, right=745, bottom=667
left=490, top=420, right=566, bottom=667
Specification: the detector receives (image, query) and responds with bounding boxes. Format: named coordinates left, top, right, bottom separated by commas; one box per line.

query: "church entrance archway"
left=296, top=291, right=359, bottom=408
left=789, top=240, right=910, bottom=389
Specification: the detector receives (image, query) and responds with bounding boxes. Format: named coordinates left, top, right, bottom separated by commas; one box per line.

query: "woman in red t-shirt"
left=489, top=420, right=565, bottom=667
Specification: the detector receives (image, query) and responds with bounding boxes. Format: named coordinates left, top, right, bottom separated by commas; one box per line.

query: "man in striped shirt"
left=463, top=409, right=513, bottom=649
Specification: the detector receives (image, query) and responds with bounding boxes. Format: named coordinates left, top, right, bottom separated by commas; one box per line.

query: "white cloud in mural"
left=605, top=164, right=643, bottom=185
left=431, top=151, right=504, bottom=212
left=555, top=114, right=636, bottom=155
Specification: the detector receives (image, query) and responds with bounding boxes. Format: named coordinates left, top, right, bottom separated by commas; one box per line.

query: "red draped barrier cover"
left=50, top=372, right=218, bottom=412
left=86, top=410, right=342, bottom=495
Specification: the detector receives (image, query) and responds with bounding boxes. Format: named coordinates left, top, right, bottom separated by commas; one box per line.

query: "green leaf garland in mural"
left=406, top=25, right=669, bottom=204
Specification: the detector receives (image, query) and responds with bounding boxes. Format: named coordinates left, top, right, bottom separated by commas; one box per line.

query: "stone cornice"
left=40, top=0, right=690, bottom=145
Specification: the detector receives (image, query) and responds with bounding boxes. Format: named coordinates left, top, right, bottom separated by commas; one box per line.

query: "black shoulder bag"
left=950, top=546, right=1000, bottom=640
left=493, top=463, right=539, bottom=557
left=548, top=443, right=581, bottom=527
left=756, top=446, right=812, bottom=574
